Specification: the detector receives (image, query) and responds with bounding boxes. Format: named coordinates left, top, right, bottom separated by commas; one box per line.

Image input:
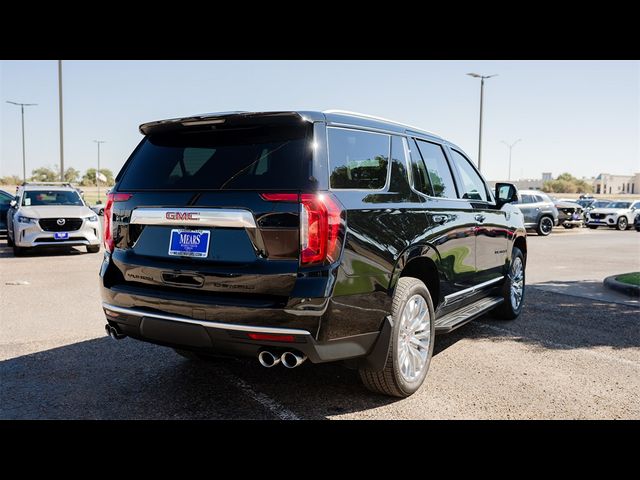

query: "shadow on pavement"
left=467, top=287, right=640, bottom=350
left=0, top=335, right=397, bottom=420
left=530, top=280, right=639, bottom=306
left=1, top=288, right=637, bottom=420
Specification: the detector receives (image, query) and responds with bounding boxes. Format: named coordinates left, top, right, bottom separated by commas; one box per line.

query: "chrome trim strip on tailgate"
left=102, top=303, right=312, bottom=336
left=130, top=208, right=257, bottom=229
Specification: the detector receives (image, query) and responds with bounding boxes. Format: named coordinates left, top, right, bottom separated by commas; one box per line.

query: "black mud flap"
left=358, top=316, right=393, bottom=372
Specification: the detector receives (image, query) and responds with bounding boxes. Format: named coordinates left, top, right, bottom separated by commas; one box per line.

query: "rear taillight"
left=103, top=192, right=132, bottom=253
left=260, top=192, right=344, bottom=266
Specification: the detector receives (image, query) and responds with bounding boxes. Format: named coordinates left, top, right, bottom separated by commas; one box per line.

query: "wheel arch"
left=389, top=244, right=442, bottom=310
left=513, top=234, right=527, bottom=266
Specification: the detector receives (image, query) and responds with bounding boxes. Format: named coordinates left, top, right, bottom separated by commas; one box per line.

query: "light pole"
left=501, top=139, right=522, bottom=181
left=6, top=101, right=38, bottom=183
left=58, top=60, right=65, bottom=182
left=93, top=140, right=106, bottom=202
left=467, top=73, right=497, bottom=173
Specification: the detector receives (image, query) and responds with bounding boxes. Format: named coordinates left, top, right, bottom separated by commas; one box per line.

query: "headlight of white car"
left=85, top=215, right=99, bottom=222
left=17, top=215, right=37, bottom=224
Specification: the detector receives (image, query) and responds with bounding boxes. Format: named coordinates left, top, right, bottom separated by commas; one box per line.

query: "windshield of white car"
left=22, top=190, right=84, bottom=206
left=608, top=202, right=631, bottom=209
left=592, top=201, right=611, bottom=208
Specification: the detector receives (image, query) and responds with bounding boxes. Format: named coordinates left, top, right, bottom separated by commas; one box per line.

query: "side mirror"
left=495, top=182, right=519, bottom=208
left=9, top=199, right=17, bottom=208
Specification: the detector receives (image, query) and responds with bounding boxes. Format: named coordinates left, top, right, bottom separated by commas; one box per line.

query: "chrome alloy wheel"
left=397, top=294, right=431, bottom=382
left=509, top=256, right=524, bottom=310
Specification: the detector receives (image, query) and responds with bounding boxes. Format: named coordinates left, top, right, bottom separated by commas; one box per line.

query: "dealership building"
left=593, top=173, right=640, bottom=195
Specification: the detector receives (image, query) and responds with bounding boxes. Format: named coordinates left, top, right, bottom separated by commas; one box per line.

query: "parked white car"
left=6, top=182, right=101, bottom=255
left=585, top=200, right=640, bottom=230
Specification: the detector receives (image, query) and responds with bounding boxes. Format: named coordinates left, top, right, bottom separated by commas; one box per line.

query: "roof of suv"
left=138, top=110, right=444, bottom=142
left=20, top=183, right=78, bottom=192
left=519, top=189, right=549, bottom=195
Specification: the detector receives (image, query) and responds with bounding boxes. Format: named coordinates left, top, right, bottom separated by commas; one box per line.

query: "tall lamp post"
left=501, top=139, right=522, bottom=181
left=93, top=140, right=106, bottom=202
left=6, top=101, right=38, bottom=183
left=58, top=60, right=65, bottom=182
left=466, top=73, right=497, bottom=173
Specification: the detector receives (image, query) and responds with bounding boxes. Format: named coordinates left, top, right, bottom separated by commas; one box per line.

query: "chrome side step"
left=435, top=296, right=504, bottom=334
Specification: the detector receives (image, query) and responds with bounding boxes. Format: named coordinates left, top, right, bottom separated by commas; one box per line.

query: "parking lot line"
left=217, top=368, right=301, bottom=420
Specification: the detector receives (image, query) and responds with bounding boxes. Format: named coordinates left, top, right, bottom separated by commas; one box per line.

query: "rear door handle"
left=474, top=214, right=486, bottom=223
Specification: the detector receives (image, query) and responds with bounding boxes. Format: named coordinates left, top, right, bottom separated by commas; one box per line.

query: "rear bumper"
left=102, top=301, right=383, bottom=364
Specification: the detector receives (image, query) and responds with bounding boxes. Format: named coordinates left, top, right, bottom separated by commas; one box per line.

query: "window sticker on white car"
left=24, top=198, right=31, bottom=206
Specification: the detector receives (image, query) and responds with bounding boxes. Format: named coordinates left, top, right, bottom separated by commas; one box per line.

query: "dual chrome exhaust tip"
left=258, top=350, right=307, bottom=369
left=105, top=324, right=127, bottom=340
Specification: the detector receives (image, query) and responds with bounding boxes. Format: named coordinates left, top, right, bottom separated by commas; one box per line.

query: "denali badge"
left=56, top=218, right=66, bottom=226
left=165, top=212, right=200, bottom=221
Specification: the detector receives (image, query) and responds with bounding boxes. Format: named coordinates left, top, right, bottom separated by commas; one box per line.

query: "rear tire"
left=616, top=217, right=628, bottom=231
left=494, top=247, right=525, bottom=320
left=359, top=277, right=435, bottom=398
left=536, top=216, right=554, bottom=236
left=86, top=245, right=100, bottom=253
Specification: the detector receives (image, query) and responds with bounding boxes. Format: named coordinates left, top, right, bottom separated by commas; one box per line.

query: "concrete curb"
left=603, top=274, right=640, bottom=297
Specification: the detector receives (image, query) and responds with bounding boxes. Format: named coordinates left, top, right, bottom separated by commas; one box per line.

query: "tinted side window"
left=409, top=139, right=431, bottom=195
left=535, top=195, right=546, bottom=203
left=449, top=149, right=488, bottom=202
left=328, top=128, right=390, bottom=189
left=519, top=194, right=533, bottom=204
left=415, top=139, right=457, bottom=198
left=388, top=136, right=411, bottom=193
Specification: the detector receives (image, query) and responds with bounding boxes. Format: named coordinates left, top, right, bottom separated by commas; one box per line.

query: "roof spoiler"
left=138, top=111, right=320, bottom=135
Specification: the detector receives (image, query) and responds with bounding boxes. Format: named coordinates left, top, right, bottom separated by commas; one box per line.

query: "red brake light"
left=260, top=193, right=299, bottom=202
left=300, top=193, right=343, bottom=266
left=103, top=192, right=132, bottom=252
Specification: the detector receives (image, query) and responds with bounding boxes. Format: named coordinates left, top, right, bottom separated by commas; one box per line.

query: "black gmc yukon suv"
left=100, top=110, right=527, bottom=397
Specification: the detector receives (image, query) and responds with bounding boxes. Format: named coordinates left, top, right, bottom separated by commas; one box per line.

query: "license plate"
left=54, top=232, right=69, bottom=240
left=168, top=229, right=210, bottom=258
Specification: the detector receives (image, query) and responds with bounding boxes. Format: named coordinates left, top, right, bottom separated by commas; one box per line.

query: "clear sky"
left=1, top=60, right=638, bottom=182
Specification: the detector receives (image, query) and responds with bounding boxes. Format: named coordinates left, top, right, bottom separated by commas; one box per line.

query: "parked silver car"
left=6, top=182, right=101, bottom=256
left=513, top=190, right=559, bottom=236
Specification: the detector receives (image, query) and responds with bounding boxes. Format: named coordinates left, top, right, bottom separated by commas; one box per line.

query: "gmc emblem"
left=166, top=212, right=199, bottom=221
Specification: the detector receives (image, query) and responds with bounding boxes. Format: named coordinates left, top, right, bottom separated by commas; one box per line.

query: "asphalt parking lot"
left=1, top=227, right=639, bottom=419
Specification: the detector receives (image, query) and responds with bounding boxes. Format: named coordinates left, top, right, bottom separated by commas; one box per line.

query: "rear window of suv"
left=118, top=124, right=313, bottom=190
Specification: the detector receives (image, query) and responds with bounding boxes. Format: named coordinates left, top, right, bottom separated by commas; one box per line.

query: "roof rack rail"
left=21, top=181, right=75, bottom=188
left=323, top=109, right=440, bottom=138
